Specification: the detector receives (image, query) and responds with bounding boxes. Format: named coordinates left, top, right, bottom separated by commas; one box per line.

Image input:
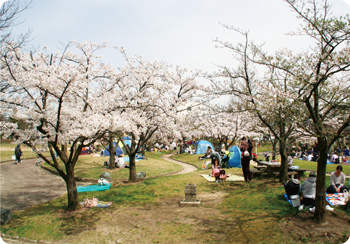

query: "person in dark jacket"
left=241, top=149, right=251, bottom=182
left=14, top=145, right=22, bottom=165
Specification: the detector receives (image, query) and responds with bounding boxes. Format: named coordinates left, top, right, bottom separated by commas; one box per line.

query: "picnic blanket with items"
left=284, top=192, right=349, bottom=207
left=201, top=174, right=245, bottom=182
left=80, top=197, right=113, bottom=208
left=77, top=178, right=111, bottom=193
left=326, top=192, right=349, bottom=206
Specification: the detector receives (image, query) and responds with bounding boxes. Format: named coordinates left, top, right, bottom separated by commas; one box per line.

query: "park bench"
left=289, top=168, right=307, bottom=179
left=250, top=168, right=263, bottom=178
left=254, top=165, right=267, bottom=171
left=273, top=171, right=298, bottom=179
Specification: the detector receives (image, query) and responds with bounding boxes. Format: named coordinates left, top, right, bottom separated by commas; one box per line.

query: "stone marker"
left=180, top=183, right=201, bottom=206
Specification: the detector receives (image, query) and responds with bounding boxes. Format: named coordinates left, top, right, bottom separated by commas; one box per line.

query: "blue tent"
left=195, top=140, right=214, bottom=155
left=104, top=141, right=129, bottom=157
left=228, top=146, right=241, bottom=168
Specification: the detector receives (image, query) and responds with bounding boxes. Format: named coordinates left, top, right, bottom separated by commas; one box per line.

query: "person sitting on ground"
left=307, top=153, right=313, bottom=161
left=211, top=158, right=221, bottom=182
left=298, top=171, right=316, bottom=210
left=199, top=146, right=213, bottom=160
left=327, top=165, right=349, bottom=193
left=221, top=150, right=230, bottom=168
left=311, top=152, right=319, bottom=162
left=344, top=147, right=350, bottom=157
left=284, top=178, right=301, bottom=198
left=330, top=152, right=339, bottom=164
left=116, top=154, right=129, bottom=168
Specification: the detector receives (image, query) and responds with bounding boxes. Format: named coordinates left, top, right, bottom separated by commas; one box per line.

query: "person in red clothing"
left=241, top=149, right=251, bottom=182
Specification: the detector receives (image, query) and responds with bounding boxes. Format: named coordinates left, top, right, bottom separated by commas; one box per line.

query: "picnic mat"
left=326, top=193, right=347, bottom=206
left=200, top=174, right=245, bottom=182
left=77, top=183, right=112, bottom=193
left=283, top=194, right=293, bottom=206
left=80, top=201, right=113, bottom=208
left=284, top=193, right=347, bottom=207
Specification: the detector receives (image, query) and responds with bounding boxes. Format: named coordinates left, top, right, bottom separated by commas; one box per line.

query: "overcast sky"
left=2, top=0, right=350, bottom=71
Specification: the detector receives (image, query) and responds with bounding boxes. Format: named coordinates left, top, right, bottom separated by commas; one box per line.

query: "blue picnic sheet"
left=326, top=193, right=347, bottom=206
left=284, top=193, right=347, bottom=207
left=77, top=183, right=112, bottom=193
left=283, top=194, right=294, bottom=206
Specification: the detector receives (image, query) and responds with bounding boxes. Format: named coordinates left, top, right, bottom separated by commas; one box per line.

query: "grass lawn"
left=1, top=151, right=349, bottom=244
left=0, top=143, right=50, bottom=161
left=73, top=151, right=183, bottom=180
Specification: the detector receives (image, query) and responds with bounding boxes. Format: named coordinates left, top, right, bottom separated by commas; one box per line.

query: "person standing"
left=240, top=137, right=248, bottom=152
left=241, top=150, right=251, bottom=182
left=14, top=144, right=22, bottom=165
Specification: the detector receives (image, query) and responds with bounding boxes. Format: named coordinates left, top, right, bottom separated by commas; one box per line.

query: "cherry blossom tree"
left=95, top=49, right=201, bottom=182
left=0, top=41, right=112, bottom=210
left=215, top=0, right=350, bottom=222
left=210, top=26, right=302, bottom=182
left=192, top=103, right=262, bottom=150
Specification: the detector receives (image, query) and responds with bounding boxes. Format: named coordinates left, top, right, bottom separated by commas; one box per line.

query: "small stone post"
left=180, top=183, right=201, bottom=206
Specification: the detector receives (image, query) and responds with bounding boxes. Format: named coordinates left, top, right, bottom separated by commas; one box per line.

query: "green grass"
left=73, top=151, right=182, bottom=180
left=0, top=143, right=50, bottom=161
left=1, top=149, right=349, bottom=244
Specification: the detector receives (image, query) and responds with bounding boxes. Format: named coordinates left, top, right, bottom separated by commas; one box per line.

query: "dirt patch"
left=280, top=211, right=350, bottom=244
left=56, top=192, right=230, bottom=244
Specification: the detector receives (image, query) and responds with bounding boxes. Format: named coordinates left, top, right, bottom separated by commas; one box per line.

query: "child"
left=211, top=158, right=221, bottom=182
left=219, top=169, right=227, bottom=182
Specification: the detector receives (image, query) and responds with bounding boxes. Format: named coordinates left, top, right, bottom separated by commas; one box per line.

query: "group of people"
left=206, top=136, right=256, bottom=183
left=285, top=165, right=349, bottom=212
left=289, top=145, right=350, bottom=163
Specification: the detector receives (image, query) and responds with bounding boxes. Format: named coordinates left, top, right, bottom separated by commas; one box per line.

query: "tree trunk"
left=179, top=137, right=186, bottom=154
left=65, top=163, right=79, bottom=211
left=314, top=136, right=327, bottom=223
left=279, top=139, right=288, bottom=182
left=129, top=153, right=137, bottom=182
left=108, top=134, right=116, bottom=169
left=61, top=143, right=68, bottom=155
left=272, top=140, right=278, bottom=160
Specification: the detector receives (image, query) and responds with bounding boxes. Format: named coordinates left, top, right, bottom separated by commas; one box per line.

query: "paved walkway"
left=0, top=159, right=67, bottom=210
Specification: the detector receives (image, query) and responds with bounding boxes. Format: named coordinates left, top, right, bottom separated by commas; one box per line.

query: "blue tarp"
left=77, top=183, right=112, bottom=193
left=228, top=146, right=241, bottom=168
left=195, top=140, right=214, bottom=155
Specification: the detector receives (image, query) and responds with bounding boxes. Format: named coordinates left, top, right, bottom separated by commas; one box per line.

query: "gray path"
left=0, top=159, right=67, bottom=210
left=161, top=154, right=198, bottom=175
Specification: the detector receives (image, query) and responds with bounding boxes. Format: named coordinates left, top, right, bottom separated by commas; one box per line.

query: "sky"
left=2, top=0, right=350, bottom=72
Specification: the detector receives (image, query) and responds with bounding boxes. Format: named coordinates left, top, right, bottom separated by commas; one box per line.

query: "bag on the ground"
left=201, top=161, right=211, bottom=169
left=98, top=178, right=109, bottom=186
left=83, top=197, right=98, bottom=208
left=0, top=208, right=12, bottom=225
